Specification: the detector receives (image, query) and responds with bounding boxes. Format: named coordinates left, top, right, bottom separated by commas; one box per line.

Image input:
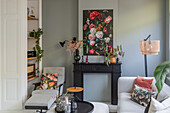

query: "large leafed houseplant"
left=154, top=61, right=170, bottom=93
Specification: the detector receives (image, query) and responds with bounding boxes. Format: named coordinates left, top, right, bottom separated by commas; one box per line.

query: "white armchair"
left=32, top=67, right=65, bottom=96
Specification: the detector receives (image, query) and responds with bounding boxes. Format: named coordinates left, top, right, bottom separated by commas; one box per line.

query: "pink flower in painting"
left=90, top=40, right=95, bottom=46
left=88, top=34, right=95, bottom=40
left=89, top=49, right=95, bottom=54
left=89, top=23, right=96, bottom=29
left=109, top=34, right=112, bottom=38
left=103, top=27, right=108, bottom=33
left=96, top=31, right=103, bottom=39
left=83, top=24, right=88, bottom=30
left=104, top=16, right=112, bottom=23
left=90, top=28, right=96, bottom=34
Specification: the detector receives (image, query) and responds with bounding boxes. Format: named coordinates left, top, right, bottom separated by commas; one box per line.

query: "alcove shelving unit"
left=27, top=0, right=42, bottom=96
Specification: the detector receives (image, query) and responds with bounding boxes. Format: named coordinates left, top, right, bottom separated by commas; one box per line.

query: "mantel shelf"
left=27, top=76, right=39, bottom=82
left=27, top=57, right=37, bottom=60
left=27, top=15, right=39, bottom=20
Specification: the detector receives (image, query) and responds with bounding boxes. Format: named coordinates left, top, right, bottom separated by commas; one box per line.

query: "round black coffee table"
left=75, top=101, right=94, bottom=113
left=55, top=101, right=94, bottom=113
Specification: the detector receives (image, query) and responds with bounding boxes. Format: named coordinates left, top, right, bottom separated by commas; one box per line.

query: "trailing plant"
left=32, top=28, right=44, bottom=75
left=104, top=45, right=125, bottom=66
left=154, top=61, right=170, bottom=93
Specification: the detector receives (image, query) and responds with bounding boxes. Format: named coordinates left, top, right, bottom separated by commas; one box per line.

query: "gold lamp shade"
left=140, top=40, right=160, bottom=55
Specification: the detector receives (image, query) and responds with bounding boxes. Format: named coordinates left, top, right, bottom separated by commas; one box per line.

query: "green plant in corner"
left=154, top=61, right=170, bottom=93
left=32, top=28, right=44, bottom=75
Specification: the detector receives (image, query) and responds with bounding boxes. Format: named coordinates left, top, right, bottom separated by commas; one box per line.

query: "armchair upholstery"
left=32, top=67, right=65, bottom=96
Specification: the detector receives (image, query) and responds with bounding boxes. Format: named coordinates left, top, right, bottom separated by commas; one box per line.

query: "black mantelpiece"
left=73, top=63, right=121, bottom=105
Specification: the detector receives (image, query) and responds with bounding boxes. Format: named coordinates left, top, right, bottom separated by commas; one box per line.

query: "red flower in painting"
left=89, top=23, right=96, bottom=29
left=89, top=49, right=95, bottom=54
left=103, top=27, right=108, bottom=33
left=104, top=16, right=112, bottom=23
left=90, top=11, right=101, bottom=20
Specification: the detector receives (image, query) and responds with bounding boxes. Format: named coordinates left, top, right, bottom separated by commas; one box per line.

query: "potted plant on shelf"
left=31, top=28, right=44, bottom=75
left=105, top=45, right=125, bottom=66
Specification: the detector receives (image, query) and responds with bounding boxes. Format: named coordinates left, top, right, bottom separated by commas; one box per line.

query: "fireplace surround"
left=73, top=63, right=121, bottom=105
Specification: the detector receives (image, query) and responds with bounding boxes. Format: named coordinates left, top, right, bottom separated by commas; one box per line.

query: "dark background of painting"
left=83, top=9, right=113, bottom=55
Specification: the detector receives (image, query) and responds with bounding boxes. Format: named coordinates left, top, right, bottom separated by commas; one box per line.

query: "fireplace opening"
left=83, top=73, right=111, bottom=102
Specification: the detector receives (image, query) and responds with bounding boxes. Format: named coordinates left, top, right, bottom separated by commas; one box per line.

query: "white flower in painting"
left=86, top=18, right=90, bottom=25
left=104, top=37, right=110, bottom=43
left=90, top=28, right=96, bottom=34
left=96, top=31, right=103, bottom=39
left=90, top=40, right=96, bottom=46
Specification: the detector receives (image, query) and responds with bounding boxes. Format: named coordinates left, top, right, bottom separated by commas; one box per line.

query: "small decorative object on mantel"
left=86, top=55, right=88, bottom=64
left=104, top=45, right=125, bottom=66
left=59, top=37, right=83, bottom=63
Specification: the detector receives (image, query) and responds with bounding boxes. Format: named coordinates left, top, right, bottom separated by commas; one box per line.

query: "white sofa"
left=117, top=77, right=170, bottom=113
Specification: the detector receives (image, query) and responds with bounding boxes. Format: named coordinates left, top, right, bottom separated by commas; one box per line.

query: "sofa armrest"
left=118, top=77, right=136, bottom=95
left=118, top=77, right=155, bottom=95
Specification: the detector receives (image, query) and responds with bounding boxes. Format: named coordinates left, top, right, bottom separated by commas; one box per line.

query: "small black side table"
left=74, top=101, right=94, bottom=113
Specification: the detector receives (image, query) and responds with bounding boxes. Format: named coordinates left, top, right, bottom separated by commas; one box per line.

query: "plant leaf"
left=154, top=61, right=170, bottom=93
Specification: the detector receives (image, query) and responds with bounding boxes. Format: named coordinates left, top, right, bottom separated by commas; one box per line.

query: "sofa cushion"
left=40, top=73, right=58, bottom=90
left=119, top=93, right=145, bottom=113
left=131, top=85, right=156, bottom=107
left=135, top=76, right=153, bottom=89
left=148, top=97, right=170, bottom=113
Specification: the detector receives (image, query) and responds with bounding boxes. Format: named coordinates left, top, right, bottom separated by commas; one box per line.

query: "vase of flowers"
left=66, top=37, right=83, bottom=63
left=55, top=92, right=68, bottom=113
left=105, top=45, right=125, bottom=66
left=74, top=49, right=80, bottom=63
left=55, top=101, right=65, bottom=113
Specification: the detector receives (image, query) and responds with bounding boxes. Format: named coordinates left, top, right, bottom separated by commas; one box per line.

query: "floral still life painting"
left=83, top=9, right=113, bottom=55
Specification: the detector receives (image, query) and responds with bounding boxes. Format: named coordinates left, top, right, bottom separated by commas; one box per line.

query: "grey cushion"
left=118, top=93, right=145, bottom=113
left=25, top=94, right=56, bottom=109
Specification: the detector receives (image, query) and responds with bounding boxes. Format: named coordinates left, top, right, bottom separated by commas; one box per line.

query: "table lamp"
left=140, top=35, right=160, bottom=77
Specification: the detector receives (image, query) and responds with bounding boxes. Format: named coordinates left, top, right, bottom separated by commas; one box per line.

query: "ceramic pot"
left=74, top=49, right=80, bottom=63
left=110, top=57, right=116, bottom=63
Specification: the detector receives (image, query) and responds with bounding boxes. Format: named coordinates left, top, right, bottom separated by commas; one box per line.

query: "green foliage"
left=105, top=45, right=125, bottom=66
left=154, top=61, right=170, bottom=93
left=32, top=28, right=44, bottom=74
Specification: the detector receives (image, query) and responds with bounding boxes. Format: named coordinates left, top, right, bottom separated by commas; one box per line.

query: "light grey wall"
left=118, top=0, right=166, bottom=76
left=42, top=0, right=78, bottom=88
left=42, top=0, right=166, bottom=91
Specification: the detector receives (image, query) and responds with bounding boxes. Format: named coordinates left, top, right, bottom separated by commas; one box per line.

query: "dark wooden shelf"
left=27, top=37, right=36, bottom=39
left=27, top=76, right=39, bottom=82
left=27, top=15, right=39, bottom=20
left=27, top=57, right=37, bottom=60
